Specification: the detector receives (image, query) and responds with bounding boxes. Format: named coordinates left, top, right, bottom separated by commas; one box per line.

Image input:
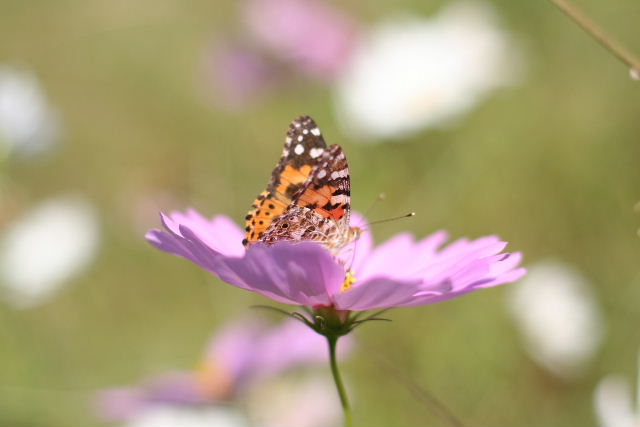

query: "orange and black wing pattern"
left=242, top=116, right=328, bottom=246
left=259, top=144, right=352, bottom=247
left=291, top=144, right=351, bottom=228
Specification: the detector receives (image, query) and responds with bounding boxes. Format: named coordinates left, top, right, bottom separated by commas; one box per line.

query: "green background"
left=1, top=0, right=639, bottom=425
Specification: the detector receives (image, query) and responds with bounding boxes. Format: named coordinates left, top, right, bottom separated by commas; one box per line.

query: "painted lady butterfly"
left=243, top=115, right=360, bottom=253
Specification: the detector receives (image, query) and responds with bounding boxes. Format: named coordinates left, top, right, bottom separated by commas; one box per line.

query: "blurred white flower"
left=0, top=65, right=60, bottom=158
left=128, top=405, right=246, bottom=427
left=246, top=374, right=343, bottom=427
left=335, top=0, right=520, bottom=141
left=507, top=260, right=603, bottom=379
left=595, top=373, right=639, bottom=427
left=0, top=195, right=100, bottom=308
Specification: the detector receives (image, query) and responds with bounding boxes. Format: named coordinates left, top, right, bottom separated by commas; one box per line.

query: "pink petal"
left=243, top=0, right=359, bottom=79
left=146, top=211, right=244, bottom=266
left=212, top=242, right=344, bottom=306
left=170, top=210, right=245, bottom=257
left=339, top=211, right=373, bottom=273
left=334, top=277, right=423, bottom=311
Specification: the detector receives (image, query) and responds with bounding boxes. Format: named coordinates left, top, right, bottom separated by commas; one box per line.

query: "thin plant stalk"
left=327, top=335, right=353, bottom=427
left=547, top=0, right=640, bottom=75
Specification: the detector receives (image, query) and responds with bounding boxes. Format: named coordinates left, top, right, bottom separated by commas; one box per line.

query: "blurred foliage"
left=1, top=0, right=640, bottom=425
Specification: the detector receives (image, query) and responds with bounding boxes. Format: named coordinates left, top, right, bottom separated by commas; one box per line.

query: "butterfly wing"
left=292, top=144, right=351, bottom=230
left=243, top=116, right=328, bottom=246
left=259, top=205, right=341, bottom=245
left=260, top=144, right=352, bottom=248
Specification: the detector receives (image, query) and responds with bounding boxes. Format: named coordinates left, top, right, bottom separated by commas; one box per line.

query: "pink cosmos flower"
left=205, top=0, right=360, bottom=111
left=95, top=317, right=348, bottom=422
left=146, top=209, right=525, bottom=313
left=242, top=0, right=360, bottom=79
left=205, top=41, right=276, bottom=111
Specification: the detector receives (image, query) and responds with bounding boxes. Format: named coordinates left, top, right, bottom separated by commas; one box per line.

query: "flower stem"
left=327, top=335, right=352, bottom=427
left=547, top=0, right=640, bottom=75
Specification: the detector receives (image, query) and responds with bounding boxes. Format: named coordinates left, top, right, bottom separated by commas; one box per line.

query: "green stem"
left=547, top=0, right=640, bottom=75
left=327, top=335, right=352, bottom=427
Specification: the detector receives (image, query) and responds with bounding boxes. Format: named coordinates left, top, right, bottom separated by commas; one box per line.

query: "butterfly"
left=242, top=115, right=360, bottom=253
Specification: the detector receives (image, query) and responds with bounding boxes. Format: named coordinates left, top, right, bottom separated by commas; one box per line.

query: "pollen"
left=341, top=269, right=356, bottom=292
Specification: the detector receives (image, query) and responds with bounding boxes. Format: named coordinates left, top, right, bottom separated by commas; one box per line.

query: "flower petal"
left=243, top=0, right=359, bottom=78
left=594, top=376, right=636, bottom=427
left=165, top=210, right=245, bottom=257
left=334, top=277, right=423, bottom=311
left=146, top=208, right=524, bottom=311
left=339, top=211, right=373, bottom=273
left=364, top=236, right=525, bottom=307
left=357, top=230, right=449, bottom=282
left=212, top=242, right=344, bottom=306
left=146, top=210, right=245, bottom=276
left=356, top=232, right=414, bottom=279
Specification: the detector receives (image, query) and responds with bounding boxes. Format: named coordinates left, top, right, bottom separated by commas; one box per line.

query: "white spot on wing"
left=311, top=128, right=321, bottom=136
left=310, top=148, right=324, bottom=158
left=317, top=169, right=327, bottom=179
left=294, top=144, right=304, bottom=155
left=297, top=135, right=304, bottom=142
left=332, top=195, right=349, bottom=204
left=331, top=169, right=348, bottom=179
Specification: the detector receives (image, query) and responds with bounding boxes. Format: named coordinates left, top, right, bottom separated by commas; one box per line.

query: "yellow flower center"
left=341, top=269, right=356, bottom=291
left=196, top=360, right=234, bottom=401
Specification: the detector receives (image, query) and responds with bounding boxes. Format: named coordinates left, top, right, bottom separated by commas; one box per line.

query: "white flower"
left=128, top=405, right=246, bottom=427
left=594, top=350, right=640, bottom=427
left=0, top=65, right=60, bottom=157
left=246, top=373, right=343, bottom=427
left=507, top=260, right=603, bottom=378
left=334, top=0, right=520, bottom=141
left=0, top=195, right=100, bottom=308
left=595, top=374, right=639, bottom=427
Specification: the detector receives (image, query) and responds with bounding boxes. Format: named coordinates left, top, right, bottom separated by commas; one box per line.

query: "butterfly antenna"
left=368, top=212, right=416, bottom=226
left=361, top=193, right=386, bottom=223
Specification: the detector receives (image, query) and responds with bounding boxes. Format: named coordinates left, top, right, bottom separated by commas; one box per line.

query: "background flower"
left=0, top=65, right=60, bottom=158
left=246, top=373, right=343, bottom=427
left=0, top=194, right=100, bottom=308
left=204, top=0, right=360, bottom=110
left=334, top=0, right=520, bottom=140
left=242, top=0, right=359, bottom=79
left=198, top=316, right=350, bottom=397
left=507, top=260, right=603, bottom=379
left=127, top=405, right=246, bottom=427
left=205, top=41, right=276, bottom=112
left=96, top=317, right=351, bottom=426
left=595, top=374, right=639, bottom=427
